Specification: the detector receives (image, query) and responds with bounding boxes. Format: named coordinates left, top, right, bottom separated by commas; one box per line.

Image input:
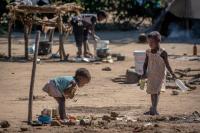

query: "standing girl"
left=142, top=31, right=176, bottom=115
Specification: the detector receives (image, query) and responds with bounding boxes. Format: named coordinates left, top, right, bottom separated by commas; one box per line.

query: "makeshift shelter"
left=7, top=3, right=83, bottom=60
left=152, top=0, right=200, bottom=37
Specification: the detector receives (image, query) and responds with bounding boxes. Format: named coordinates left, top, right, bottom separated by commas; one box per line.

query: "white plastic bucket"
left=133, top=51, right=146, bottom=75
left=96, top=40, right=109, bottom=49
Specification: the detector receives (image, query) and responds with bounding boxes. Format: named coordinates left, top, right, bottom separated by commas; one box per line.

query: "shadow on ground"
left=65, top=105, right=143, bottom=114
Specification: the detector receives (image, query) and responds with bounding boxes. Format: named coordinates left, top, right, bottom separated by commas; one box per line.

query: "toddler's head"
left=147, top=31, right=161, bottom=49
left=97, top=11, right=107, bottom=21
left=75, top=68, right=91, bottom=87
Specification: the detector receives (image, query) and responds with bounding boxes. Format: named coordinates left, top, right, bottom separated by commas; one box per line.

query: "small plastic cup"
left=139, top=79, right=145, bottom=90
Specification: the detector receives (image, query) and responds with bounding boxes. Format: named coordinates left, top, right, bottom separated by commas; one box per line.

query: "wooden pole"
left=28, top=31, right=40, bottom=124
left=185, top=0, right=190, bottom=38
left=58, top=14, right=66, bottom=60
left=8, top=20, right=13, bottom=58
left=24, top=24, right=29, bottom=60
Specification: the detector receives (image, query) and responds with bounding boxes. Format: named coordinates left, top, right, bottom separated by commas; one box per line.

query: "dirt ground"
left=0, top=34, right=200, bottom=133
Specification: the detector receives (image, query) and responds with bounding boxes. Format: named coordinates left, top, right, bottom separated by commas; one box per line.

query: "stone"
left=97, top=120, right=108, bottom=128
left=0, top=121, right=10, bottom=128
left=126, top=69, right=140, bottom=84
left=20, top=126, right=29, bottom=132
left=102, top=67, right=112, bottom=71
left=154, top=123, right=159, bottom=127
left=117, top=55, right=125, bottom=61
left=110, top=112, right=119, bottom=118
left=102, top=115, right=111, bottom=122
left=172, top=90, right=179, bottom=95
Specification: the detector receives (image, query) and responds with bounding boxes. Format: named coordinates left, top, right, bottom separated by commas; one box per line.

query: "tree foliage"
left=62, top=0, right=164, bottom=23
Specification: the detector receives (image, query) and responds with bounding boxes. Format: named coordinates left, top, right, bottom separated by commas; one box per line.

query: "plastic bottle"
left=193, top=43, right=197, bottom=55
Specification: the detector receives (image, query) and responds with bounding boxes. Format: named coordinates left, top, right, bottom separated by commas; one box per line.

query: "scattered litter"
left=37, top=58, right=41, bottom=64
left=38, top=115, right=52, bottom=124
left=102, top=115, right=111, bottom=122
left=171, top=56, right=200, bottom=61
left=175, top=79, right=189, bottom=91
left=33, top=95, right=45, bottom=101
left=144, top=122, right=153, bottom=127
left=68, top=57, right=98, bottom=63
left=172, top=90, right=179, bottom=95
left=110, top=112, right=119, bottom=118
left=116, top=117, right=123, bottom=121
left=51, top=120, right=62, bottom=126
left=111, top=53, right=126, bottom=61
left=80, top=119, right=91, bottom=126
left=31, top=121, right=42, bottom=127
left=82, top=57, right=90, bottom=62
left=117, top=55, right=126, bottom=61
left=137, top=112, right=200, bottom=123
left=166, top=67, right=200, bottom=92
left=65, top=119, right=77, bottom=126
left=102, top=56, right=114, bottom=63
left=18, top=95, right=46, bottom=101
left=20, top=126, right=29, bottom=132
left=102, top=67, right=112, bottom=71
left=38, top=109, right=52, bottom=124
left=154, top=123, right=159, bottom=127
left=0, top=121, right=10, bottom=128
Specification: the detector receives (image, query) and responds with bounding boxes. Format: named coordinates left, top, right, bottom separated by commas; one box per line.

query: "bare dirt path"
left=0, top=37, right=200, bottom=132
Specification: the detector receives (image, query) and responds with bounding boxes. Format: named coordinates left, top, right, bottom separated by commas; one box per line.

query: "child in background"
left=42, top=68, right=91, bottom=122
left=71, top=11, right=107, bottom=58
left=141, top=31, right=176, bottom=115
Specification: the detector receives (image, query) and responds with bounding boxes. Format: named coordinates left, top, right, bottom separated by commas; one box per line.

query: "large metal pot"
left=96, top=48, right=110, bottom=58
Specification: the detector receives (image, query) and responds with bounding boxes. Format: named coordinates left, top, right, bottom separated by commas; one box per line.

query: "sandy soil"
left=0, top=35, right=200, bottom=132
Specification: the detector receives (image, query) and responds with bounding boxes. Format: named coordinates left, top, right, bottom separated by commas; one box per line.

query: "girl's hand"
left=94, top=35, right=100, bottom=40
left=63, top=87, right=77, bottom=99
left=172, top=74, right=177, bottom=80
left=63, top=81, right=78, bottom=99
